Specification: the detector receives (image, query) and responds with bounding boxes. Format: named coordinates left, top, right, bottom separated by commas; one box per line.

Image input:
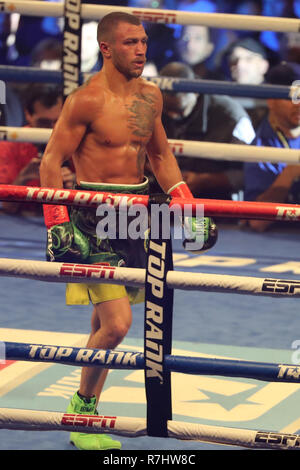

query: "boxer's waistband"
left=76, top=177, right=149, bottom=195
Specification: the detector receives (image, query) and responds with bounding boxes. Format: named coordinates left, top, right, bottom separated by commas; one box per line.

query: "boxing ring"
left=1, top=186, right=300, bottom=450
left=0, top=0, right=300, bottom=451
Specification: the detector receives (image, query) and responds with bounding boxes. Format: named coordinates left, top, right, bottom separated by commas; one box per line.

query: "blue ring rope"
left=3, top=341, right=300, bottom=383
left=0, top=65, right=293, bottom=99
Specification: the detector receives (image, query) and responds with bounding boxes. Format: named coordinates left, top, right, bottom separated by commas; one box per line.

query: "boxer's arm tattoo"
left=126, top=92, right=156, bottom=138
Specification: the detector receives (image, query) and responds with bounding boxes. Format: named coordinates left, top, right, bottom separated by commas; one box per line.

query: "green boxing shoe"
left=67, top=391, right=122, bottom=451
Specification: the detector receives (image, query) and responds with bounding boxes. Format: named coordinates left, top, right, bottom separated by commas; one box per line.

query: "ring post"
left=63, top=0, right=82, bottom=100
left=144, top=194, right=174, bottom=437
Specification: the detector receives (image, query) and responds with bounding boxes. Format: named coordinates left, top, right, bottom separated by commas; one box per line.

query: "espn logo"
left=60, top=263, right=115, bottom=279
left=132, top=10, right=177, bottom=24
left=61, top=413, right=116, bottom=429
left=262, top=278, right=300, bottom=294
left=255, top=431, right=300, bottom=447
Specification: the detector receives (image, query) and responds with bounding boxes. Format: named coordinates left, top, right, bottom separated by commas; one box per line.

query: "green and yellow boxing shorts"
left=66, top=178, right=149, bottom=306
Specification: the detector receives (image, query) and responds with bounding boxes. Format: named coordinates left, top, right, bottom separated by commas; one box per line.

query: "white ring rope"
left=0, top=126, right=299, bottom=165
left=0, top=258, right=299, bottom=298
left=0, top=127, right=52, bottom=144
left=0, top=1, right=299, bottom=33
left=169, top=140, right=300, bottom=164
left=0, top=407, right=299, bottom=449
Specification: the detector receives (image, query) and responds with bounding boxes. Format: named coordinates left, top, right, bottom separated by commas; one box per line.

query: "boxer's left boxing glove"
left=167, top=181, right=218, bottom=253
left=43, top=205, right=90, bottom=262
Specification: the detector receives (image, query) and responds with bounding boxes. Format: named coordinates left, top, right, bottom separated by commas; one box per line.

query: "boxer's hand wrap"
left=43, top=205, right=90, bottom=262
left=168, top=181, right=218, bottom=254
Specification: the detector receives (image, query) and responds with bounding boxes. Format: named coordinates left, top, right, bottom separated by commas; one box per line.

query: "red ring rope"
left=0, top=184, right=300, bottom=221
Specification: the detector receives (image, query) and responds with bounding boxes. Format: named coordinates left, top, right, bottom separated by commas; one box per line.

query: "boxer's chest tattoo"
left=126, top=93, right=156, bottom=138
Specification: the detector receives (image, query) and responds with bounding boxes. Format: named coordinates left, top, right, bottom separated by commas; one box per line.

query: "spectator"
left=30, top=22, right=101, bottom=73
left=281, top=32, right=300, bottom=64
left=226, top=37, right=269, bottom=85
left=150, top=61, right=255, bottom=199
left=31, top=38, right=63, bottom=70
left=81, top=21, right=101, bottom=72
left=221, top=37, right=271, bottom=128
left=244, top=62, right=300, bottom=232
left=10, top=0, right=63, bottom=67
left=0, top=84, right=74, bottom=215
left=171, top=0, right=228, bottom=78
left=143, top=23, right=179, bottom=71
left=176, top=25, right=224, bottom=79
left=0, top=13, right=11, bottom=64
left=0, top=85, right=25, bottom=127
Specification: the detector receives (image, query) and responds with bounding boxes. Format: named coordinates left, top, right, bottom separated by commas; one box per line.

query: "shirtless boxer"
left=39, top=12, right=217, bottom=450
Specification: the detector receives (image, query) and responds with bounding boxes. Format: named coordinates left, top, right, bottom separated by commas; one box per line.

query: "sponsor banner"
left=24, top=186, right=144, bottom=208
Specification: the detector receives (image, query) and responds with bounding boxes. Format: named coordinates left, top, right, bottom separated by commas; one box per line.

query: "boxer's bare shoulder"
left=61, top=74, right=107, bottom=124
left=138, top=77, right=162, bottom=108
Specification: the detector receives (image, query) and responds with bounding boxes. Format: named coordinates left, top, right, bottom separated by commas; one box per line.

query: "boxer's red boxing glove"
left=43, top=204, right=70, bottom=229
left=167, top=181, right=218, bottom=253
left=43, top=205, right=89, bottom=262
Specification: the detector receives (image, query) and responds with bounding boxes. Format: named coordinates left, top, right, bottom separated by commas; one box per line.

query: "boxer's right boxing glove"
left=43, top=205, right=90, bottom=262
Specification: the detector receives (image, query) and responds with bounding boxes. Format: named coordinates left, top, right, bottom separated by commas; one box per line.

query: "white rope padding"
left=0, top=126, right=299, bottom=164
left=0, top=127, right=51, bottom=144
left=169, top=140, right=300, bottom=164
left=0, top=1, right=299, bottom=33
left=0, top=258, right=300, bottom=298
left=0, top=407, right=299, bottom=449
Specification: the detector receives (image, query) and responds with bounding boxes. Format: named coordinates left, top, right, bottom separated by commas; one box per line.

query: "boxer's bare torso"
left=70, top=74, right=159, bottom=184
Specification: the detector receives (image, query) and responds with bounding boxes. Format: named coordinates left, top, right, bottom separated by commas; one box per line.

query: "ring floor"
left=0, top=213, right=300, bottom=451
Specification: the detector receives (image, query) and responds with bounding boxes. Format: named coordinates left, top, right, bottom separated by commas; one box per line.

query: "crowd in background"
left=0, top=0, right=300, bottom=232
left=0, top=1, right=299, bottom=72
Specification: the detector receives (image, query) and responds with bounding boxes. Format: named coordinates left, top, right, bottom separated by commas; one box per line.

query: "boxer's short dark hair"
left=97, top=12, right=142, bottom=44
